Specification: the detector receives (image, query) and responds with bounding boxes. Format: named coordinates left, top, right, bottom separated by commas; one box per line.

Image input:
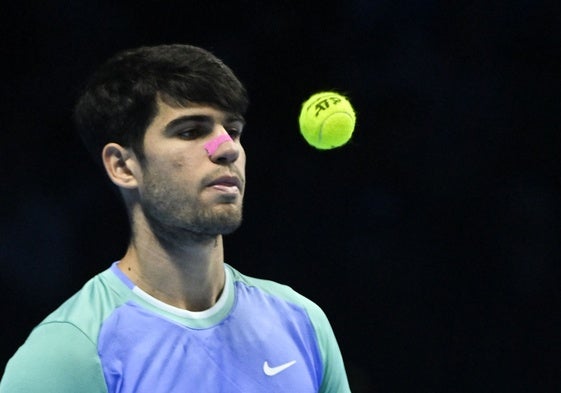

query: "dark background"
left=1, top=1, right=561, bottom=392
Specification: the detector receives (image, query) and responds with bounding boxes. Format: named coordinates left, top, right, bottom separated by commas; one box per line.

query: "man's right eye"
left=177, top=129, right=200, bottom=139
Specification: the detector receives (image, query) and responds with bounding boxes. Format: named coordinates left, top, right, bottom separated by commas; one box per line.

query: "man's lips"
left=207, top=176, right=242, bottom=193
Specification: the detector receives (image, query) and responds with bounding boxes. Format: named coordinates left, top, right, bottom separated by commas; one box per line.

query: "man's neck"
left=118, top=229, right=226, bottom=312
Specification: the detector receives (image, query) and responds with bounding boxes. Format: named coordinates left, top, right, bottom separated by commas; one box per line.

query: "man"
left=0, top=44, right=350, bottom=392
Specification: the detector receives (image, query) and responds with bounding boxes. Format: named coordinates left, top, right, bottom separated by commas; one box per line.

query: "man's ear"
left=101, top=143, right=140, bottom=189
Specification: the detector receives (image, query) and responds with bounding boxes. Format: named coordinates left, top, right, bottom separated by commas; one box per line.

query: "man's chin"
left=210, top=216, right=243, bottom=236
left=194, top=210, right=243, bottom=236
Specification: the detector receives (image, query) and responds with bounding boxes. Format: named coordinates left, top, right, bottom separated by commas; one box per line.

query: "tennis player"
left=0, top=44, right=350, bottom=393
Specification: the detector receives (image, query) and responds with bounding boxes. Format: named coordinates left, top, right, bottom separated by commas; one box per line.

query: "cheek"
left=150, top=148, right=196, bottom=170
left=238, top=147, right=247, bottom=167
left=171, top=156, right=187, bottom=169
left=142, top=155, right=193, bottom=187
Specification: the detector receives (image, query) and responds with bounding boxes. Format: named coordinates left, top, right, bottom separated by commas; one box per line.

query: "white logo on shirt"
left=263, top=360, right=297, bottom=376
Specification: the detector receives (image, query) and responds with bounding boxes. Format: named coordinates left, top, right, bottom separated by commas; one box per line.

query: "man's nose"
left=205, top=128, right=240, bottom=164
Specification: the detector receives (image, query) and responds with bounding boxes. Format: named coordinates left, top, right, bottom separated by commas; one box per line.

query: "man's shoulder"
left=0, top=267, right=123, bottom=393
left=37, top=265, right=130, bottom=340
left=227, top=264, right=328, bottom=322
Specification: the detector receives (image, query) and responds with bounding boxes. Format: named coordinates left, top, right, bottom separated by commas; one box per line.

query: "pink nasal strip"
left=204, top=134, right=233, bottom=155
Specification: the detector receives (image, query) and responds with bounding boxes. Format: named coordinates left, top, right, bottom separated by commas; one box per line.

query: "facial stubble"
left=139, top=167, right=244, bottom=245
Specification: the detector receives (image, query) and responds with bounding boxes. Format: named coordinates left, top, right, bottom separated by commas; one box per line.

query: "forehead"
left=152, top=98, right=244, bottom=127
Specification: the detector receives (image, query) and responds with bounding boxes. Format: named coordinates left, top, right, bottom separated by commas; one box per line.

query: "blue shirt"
left=1, top=263, right=350, bottom=392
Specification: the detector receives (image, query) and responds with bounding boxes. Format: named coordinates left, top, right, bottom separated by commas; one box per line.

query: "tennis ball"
left=299, top=91, right=356, bottom=149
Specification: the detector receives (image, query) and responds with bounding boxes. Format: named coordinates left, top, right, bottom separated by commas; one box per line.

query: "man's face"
left=135, top=99, right=246, bottom=239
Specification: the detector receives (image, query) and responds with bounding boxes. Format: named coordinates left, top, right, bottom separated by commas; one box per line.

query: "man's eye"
left=178, top=129, right=201, bottom=139
left=227, top=128, right=242, bottom=139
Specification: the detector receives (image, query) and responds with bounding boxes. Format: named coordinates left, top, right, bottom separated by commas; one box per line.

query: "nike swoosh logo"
left=263, top=360, right=297, bottom=376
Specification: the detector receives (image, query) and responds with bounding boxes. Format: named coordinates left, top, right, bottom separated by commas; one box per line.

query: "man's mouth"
left=207, top=176, right=242, bottom=194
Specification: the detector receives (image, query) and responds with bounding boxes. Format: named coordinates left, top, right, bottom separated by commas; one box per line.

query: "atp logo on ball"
left=299, top=91, right=356, bottom=150
left=313, top=95, right=342, bottom=117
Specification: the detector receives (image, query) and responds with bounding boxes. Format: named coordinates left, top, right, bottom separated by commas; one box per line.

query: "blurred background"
left=1, top=1, right=560, bottom=391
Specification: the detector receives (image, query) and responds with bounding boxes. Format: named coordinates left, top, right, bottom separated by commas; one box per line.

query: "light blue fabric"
left=0, top=263, right=350, bottom=393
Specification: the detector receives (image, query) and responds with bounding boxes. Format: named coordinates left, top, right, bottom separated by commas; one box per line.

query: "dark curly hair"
left=74, top=44, right=249, bottom=165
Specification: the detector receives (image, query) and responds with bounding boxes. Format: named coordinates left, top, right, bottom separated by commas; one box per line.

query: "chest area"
left=98, top=286, right=322, bottom=393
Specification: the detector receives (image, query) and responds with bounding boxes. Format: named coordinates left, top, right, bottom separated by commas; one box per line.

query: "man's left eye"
left=227, top=128, right=242, bottom=139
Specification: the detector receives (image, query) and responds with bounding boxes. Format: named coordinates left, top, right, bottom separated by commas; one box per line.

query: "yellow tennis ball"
left=299, top=91, right=356, bottom=149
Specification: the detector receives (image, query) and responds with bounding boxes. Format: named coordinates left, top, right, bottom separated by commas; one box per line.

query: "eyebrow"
left=163, top=114, right=246, bottom=134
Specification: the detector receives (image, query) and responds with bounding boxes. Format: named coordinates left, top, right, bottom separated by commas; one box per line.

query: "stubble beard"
left=139, top=173, right=243, bottom=247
